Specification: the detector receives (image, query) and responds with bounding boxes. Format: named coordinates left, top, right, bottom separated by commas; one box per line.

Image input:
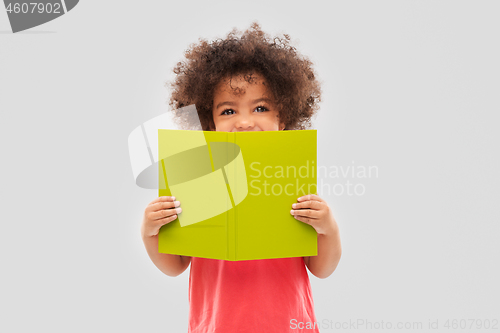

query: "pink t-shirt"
left=188, top=256, right=319, bottom=333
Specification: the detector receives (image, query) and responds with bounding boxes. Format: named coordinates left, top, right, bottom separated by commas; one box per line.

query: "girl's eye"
left=255, top=106, right=269, bottom=113
left=221, top=109, right=235, bottom=115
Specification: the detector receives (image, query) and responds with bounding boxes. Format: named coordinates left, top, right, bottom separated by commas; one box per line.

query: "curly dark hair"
left=168, top=22, right=321, bottom=131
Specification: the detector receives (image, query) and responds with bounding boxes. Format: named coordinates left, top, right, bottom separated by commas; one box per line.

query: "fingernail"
left=174, top=201, right=180, bottom=206
left=290, top=210, right=294, bottom=215
left=292, top=203, right=296, bottom=208
left=172, top=196, right=176, bottom=201
left=176, top=208, right=182, bottom=213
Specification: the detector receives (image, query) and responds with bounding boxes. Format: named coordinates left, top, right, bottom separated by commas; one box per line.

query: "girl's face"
left=211, top=73, right=285, bottom=132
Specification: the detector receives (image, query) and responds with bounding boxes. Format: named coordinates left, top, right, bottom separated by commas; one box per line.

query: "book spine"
left=234, top=132, right=237, bottom=260
left=227, top=132, right=236, bottom=260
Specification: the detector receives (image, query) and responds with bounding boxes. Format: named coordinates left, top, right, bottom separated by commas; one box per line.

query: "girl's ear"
left=279, top=122, right=286, bottom=131
left=208, top=119, right=216, bottom=131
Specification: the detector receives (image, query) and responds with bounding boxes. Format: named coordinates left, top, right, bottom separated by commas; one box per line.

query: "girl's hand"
left=141, top=196, right=182, bottom=238
left=290, top=194, right=338, bottom=235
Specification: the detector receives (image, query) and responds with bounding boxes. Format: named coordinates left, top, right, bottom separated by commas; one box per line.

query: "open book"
left=157, top=129, right=317, bottom=261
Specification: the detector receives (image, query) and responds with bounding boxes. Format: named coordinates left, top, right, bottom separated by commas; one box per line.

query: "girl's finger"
left=150, top=207, right=182, bottom=221
left=292, top=200, right=324, bottom=211
left=297, top=194, right=325, bottom=203
left=155, top=214, right=178, bottom=227
left=291, top=208, right=320, bottom=219
left=293, top=214, right=313, bottom=225
left=148, top=196, right=176, bottom=206
left=150, top=200, right=180, bottom=212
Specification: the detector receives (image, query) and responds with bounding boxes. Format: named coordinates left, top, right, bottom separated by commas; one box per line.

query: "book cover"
left=157, top=129, right=318, bottom=261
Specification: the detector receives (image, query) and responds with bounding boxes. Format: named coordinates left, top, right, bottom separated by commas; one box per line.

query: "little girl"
left=140, top=23, right=342, bottom=333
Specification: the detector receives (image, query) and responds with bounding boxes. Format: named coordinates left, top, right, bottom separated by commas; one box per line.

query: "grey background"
left=1, top=1, right=499, bottom=332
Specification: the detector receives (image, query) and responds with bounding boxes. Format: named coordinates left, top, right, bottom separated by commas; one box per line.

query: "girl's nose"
left=235, top=115, right=254, bottom=131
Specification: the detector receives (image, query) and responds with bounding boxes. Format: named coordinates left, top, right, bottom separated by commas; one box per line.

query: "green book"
left=157, top=129, right=318, bottom=261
